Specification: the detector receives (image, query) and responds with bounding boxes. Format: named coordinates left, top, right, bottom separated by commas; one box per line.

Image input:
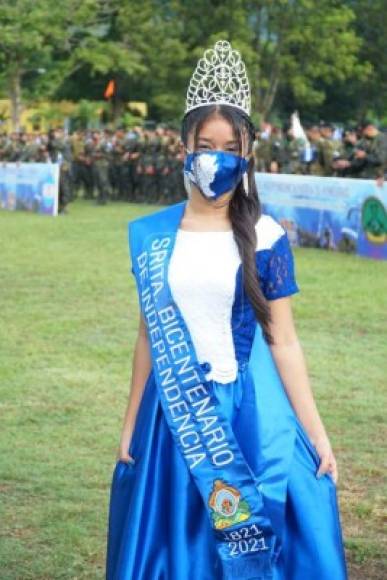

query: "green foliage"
left=346, top=0, right=387, bottom=118
left=71, top=99, right=108, bottom=130
left=120, top=111, right=143, bottom=129
left=0, top=0, right=385, bottom=126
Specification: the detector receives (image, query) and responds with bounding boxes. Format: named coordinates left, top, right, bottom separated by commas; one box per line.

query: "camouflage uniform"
left=253, top=136, right=272, bottom=172
left=317, top=136, right=344, bottom=177
left=354, top=133, right=387, bottom=179
left=109, top=132, right=126, bottom=201
left=90, top=134, right=111, bottom=205
left=71, top=132, right=93, bottom=199
left=124, top=133, right=141, bottom=202
left=49, top=132, right=73, bottom=213
left=281, top=137, right=305, bottom=175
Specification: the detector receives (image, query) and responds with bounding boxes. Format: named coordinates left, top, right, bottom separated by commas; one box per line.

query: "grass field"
left=1, top=199, right=386, bottom=579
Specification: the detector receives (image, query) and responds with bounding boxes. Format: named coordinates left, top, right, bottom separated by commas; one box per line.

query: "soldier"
left=157, top=133, right=173, bottom=203
left=268, top=126, right=284, bottom=173
left=20, top=133, right=49, bottom=163
left=352, top=120, right=386, bottom=181
left=165, top=132, right=186, bottom=203
left=123, top=128, right=141, bottom=202
left=6, top=132, right=24, bottom=162
left=253, top=122, right=273, bottom=172
left=317, top=121, right=344, bottom=177
left=70, top=130, right=92, bottom=199
left=136, top=132, right=153, bottom=202
left=153, top=131, right=167, bottom=203
left=90, top=131, right=111, bottom=205
left=332, top=127, right=362, bottom=178
left=48, top=128, right=73, bottom=214
left=303, top=124, right=324, bottom=176
left=280, top=123, right=305, bottom=175
left=109, top=130, right=126, bottom=201
left=0, top=133, right=8, bottom=161
left=36, top=132, right=50, bottom=163
left=172, top=138, right=185, bottom=202
left=82, top=132, right=95, bottom=199
left=19, top=133, right=37, bottom=161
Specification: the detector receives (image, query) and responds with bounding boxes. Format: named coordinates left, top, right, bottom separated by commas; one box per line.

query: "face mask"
left=183, top=150, right=249, bottom=200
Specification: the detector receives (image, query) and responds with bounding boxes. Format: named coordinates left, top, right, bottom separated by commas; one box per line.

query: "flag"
left=291, top=111, right=314, bottom=163
left=104, top=79, right=116, bottom=100
left=291, top=111, right=308, bottom=144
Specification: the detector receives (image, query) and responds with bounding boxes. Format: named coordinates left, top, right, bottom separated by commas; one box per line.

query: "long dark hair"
left=181, top=104, right=273, bottom=344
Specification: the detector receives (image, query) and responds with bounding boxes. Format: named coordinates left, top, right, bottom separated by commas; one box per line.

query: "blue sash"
left=128, top=201, right=295, bottom=579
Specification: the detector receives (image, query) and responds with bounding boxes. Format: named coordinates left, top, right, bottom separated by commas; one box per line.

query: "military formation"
left=0, top=119, right=386, bottom=214
left=254, top=119, right=387, bottom=180
left=0, top=126, right=186, bottom=213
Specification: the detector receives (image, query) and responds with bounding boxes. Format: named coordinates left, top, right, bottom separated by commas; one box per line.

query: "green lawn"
left=1, top=199, right=386, bottom=579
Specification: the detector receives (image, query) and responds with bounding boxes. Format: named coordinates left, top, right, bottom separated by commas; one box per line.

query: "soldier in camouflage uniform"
left=317, top=121, right=344, bottom=177
left=153, top=135, right=166, bottom=204
left=0, top=133, right=7, bottom=161
left=332, top=127, right=363, bottom=178
left=71, top=130, right=94, bottom=200
left=123, top=129, right=141, bottom=202
left=268, top=127, right=284, bottom=173
left=158, top=134, right=174, bottom=203
left=3, top=132, right=24, bottom=161
left=172, top=138, right=185, bottom=202
left=90, top=131, right=111, bottom=205
left=280, top=124, right=305, bottom=175
left=133, top=131, right=146, bottom=202
left=0, top=132, right=48, bottom=162
left=35, top=133, right=50, bottom=163
left=19, top=134, right=39, bottom=162
left=253, top=123, right=274, bottom=173
left=82, top=132, right=95, bottom=199
left=48, top=128, right=73, bottom=214
left=303, top=125, right=324, bottom=176
left=137, top=132, right=155, bottom=202
left=109, top=130, right=126, bottom=201
left=352, top=121, right=386, bottom=180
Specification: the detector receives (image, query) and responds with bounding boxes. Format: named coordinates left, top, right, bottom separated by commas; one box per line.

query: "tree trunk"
left=9, top=70, right=22, bottom=132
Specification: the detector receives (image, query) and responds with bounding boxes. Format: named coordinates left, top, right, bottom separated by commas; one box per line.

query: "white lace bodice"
left=167, top=214, right=288, bottom=384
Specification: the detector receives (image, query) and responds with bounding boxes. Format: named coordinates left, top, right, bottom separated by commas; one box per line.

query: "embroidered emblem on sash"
left=208, top=479, right=251, bottom=529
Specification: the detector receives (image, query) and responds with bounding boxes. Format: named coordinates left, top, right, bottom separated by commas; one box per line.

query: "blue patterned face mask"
left=183, top=150, right=249, bottom=200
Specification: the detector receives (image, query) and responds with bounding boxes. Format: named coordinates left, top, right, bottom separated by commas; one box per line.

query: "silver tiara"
left=185, top=40, right=251, bottom=116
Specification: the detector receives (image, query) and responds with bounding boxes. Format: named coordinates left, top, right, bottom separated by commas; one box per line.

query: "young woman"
left=105, top=40, right=348, bottom=580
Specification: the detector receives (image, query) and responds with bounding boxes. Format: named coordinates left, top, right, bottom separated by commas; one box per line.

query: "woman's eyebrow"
left=197, top=137, right=238, bottom=145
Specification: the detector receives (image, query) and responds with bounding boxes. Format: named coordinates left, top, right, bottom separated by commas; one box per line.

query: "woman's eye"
left=196, top=145, right=238, bottom=153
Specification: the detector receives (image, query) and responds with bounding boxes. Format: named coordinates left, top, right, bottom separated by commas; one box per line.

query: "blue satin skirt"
left=105, top=366, right=348, bottom=579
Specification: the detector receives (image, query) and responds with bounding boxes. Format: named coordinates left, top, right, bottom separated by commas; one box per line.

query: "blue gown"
left=105, top=204, right=348, bottom=580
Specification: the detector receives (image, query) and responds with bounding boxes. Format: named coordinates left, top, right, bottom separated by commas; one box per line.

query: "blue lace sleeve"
left=261, top=232, right=300, bottom=300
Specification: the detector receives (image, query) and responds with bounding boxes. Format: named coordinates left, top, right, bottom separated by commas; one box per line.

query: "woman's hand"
left=116, top=438, right=135, bottom=465
left=114, top=313, right=150, bottom=467
left=313, top=433, right=338, bottom=484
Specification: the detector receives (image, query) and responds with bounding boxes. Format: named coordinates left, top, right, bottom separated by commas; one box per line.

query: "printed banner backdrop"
left=0, top=162, right=59, bottom=216
left=255, top=173, right=387, bottom=261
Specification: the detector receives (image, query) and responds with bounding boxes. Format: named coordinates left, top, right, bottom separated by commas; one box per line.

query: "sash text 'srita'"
left=137, top=236, right=235, bottom=471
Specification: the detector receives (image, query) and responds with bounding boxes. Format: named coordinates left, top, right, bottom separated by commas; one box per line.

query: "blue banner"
left=255, top=173, right=387, bottom=260
left=0, top=162, right=59, bottom=216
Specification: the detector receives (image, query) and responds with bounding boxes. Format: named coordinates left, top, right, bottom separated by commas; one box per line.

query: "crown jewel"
left=185, top=40, right=251, bottom=116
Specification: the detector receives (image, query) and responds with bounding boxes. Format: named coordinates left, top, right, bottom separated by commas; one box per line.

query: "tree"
left=0, top=0, right=375, bottom=128
left=345, top=0, right=387, bottom=119
left=243, top=0, right=370, bottom=118
left=158, top=0, right=370, bottom=120
left=0, top=0, right=144, bottom=130
left=0, top=0, right=98, bottom=130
